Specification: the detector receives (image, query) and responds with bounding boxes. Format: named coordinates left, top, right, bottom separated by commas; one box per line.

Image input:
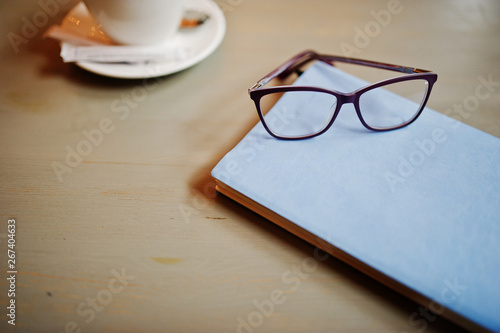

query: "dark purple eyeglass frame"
left=248, top=50, right=438, bottom=140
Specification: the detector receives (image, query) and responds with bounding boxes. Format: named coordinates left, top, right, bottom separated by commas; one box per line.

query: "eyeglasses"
left=248, top=50, right=438, bottom=140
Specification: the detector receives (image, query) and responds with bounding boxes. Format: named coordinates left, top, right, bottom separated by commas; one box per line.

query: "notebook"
left=211, top=61, right=500, bottom=333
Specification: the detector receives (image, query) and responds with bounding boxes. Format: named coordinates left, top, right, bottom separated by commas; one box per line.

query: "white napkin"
left=60, top=43, right=190, bottom=63
left=44, top=24, right=191, bottom=63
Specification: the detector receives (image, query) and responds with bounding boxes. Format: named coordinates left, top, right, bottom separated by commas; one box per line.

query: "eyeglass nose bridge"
left=326, top=92, right=362, bottom=129
left=336, top=92, right=357, bottom=106
left=322, top=92, right=358, bottom=130
left=331, top=92, right=359, bottom=118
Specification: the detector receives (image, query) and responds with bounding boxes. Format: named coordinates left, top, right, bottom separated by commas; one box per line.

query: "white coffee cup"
left=83, top=0, right=184, bottom=45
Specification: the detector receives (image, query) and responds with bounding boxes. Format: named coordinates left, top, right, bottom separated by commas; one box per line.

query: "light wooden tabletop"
left=1, top=0, right=499, bottom=332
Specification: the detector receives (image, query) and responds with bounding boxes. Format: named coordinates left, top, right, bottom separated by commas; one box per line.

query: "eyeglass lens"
left=259, top=90, right=338, bottom=138
left=358, top=79, right=428, bottom=129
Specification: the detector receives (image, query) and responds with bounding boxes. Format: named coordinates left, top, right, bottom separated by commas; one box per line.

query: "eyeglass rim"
left=249, top=50, right=438, bottom=140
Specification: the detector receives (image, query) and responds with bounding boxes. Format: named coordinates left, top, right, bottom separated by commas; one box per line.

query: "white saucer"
left=61, top=0, right=226, bottom=79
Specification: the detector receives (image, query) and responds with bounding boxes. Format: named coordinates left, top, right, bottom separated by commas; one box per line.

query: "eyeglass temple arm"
left=316, top=54, right=432, bottom=75
left=249, top=50, right=433, bottom=92
left=249, top=50, right=319, bottom=91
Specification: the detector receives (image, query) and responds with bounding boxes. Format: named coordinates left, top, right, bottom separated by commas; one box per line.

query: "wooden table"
left=1, top=1, right=498, bottom=332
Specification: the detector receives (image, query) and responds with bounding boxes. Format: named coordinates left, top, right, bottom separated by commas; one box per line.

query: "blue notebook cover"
left=211, top=62, right=500, bottom=332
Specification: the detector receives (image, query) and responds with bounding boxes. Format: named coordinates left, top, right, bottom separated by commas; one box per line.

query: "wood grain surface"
left=1, top=0, right=499, bottom=332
